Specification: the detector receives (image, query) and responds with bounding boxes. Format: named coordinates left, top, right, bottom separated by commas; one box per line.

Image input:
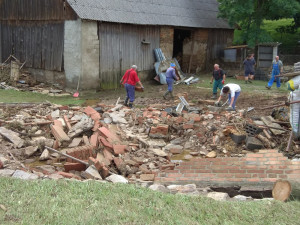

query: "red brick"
left=53, top=140, right=60, bottom=149
left=247, top=170, right=265, bottom=174
left=212, top=170, right=228, bottom=173
left=100, top=166, right=110, bottom=178
left=246, top=178, right=261, bottom=182
left=57, top=171, right=80, bottom=180
left=246, top=154, right=264, bottom=158
left=51, top=124, right=70, bottom=142
left=114, top=157, right=125, bottom=170
left=183, top=124, right=194, bottom=130
left=84, top=106, right=98, bottom=116
left=90, top=112, right=101, bottom=121
left=268, top=174, right=277, bottom=178
left=160, top=177, right=177, bottom=182
left=160, top=164, right=175, bottom=171
left=140, top=174, right=155, bottom=181
left=258, top=149, right=278, bottom=153
left=285, top=170, right=300, bottom=174
left=167, top=173, right=182, bottom=178
left=98, top=127, right=120, bottom=142
left=229, top=170, right=246, bottom=173
left=161, top=111, right=168, bottom=118
left=235, top=174, right=252, bottom=178
left=88, top=157, right=97, bottom=165
left=92, top=120, right=100, bottom=131
left=278, top=175, right=288, bottom=179
left=99, top=136, right=113, bottom=149
left=174, top=116, right=184, bottom=124
left=103, top=148, right=113, bottom=162
left=0, top=160, right=3, bottom=169
left=199, top=174, right=216, bottom=178
left=180, top=169, right=195, bottom=174
left=184, top=173, right=199, bottom=177
left=264, top=153, right=284, bottom=157
left=113, top=145, right=126, bottom=155
left=64, top=162, right=86, bottom=172
left=194, top=169, right=212, bottom=173
left=90, top=132, right=99, bottom=147
left=54, top=120, right=63, bottom=129
left=63, top=115, right=72, bottom=131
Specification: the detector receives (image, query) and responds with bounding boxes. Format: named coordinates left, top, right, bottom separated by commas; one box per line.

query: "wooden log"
left=272, top=180, right=292, bottom=202
left=275, top=71, right=300, bottom=78
left=259, top=100, right=300, bottom=110
left=257, top=134, right=271, bottom=148
left=286, top=131, right=293, bottom=152
left=263, top=129, right=272, bottom=140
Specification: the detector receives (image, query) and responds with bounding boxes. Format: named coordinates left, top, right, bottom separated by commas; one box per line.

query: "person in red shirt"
left=120, top=65, right=144, bottom=108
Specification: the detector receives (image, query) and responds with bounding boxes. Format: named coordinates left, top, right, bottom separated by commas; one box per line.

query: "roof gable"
left=67, top=0, right=232, bottom=29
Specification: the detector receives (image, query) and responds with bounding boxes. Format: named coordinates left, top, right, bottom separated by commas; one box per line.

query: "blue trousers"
left=166, top=78, right=174, bottom=91
left=125, top=83, right=135, bottom=103
left=228, top=91, right=241, bottom=110
left=267, top=69, right=280, bottom=88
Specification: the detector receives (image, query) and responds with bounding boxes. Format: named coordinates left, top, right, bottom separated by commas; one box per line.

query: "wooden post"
left=188, top=33, right=195, bottom=74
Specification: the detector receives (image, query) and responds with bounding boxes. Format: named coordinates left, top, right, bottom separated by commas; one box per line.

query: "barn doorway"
left=173, top=29, right=192, bottom=70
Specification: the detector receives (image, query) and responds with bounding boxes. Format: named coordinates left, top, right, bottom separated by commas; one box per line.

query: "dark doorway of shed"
left=173, top=29, right=191, bottom=66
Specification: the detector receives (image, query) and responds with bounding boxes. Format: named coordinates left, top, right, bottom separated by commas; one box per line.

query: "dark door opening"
left=173, top=29, right=192, bottom=65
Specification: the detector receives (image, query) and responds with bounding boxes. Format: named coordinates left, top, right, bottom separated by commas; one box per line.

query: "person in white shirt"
left=215, top=83, right=241, bottom=111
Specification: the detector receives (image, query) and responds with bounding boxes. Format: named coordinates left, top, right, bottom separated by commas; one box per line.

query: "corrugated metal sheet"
left=0, top=0, right=77, bottom=21
left=0, top=21, right=64, bottom=71
left=68, top=0, right=231, bottom=29
left=99, top=22, right=160, bottom=89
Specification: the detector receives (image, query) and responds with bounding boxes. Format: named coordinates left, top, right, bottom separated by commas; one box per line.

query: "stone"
left=12, top=170, right=39, bottom=180
left=24, top=146, right=39, bottom=157
left=140, top=174, right=155, bottom=181
left=82, top=166, right=102, bottom=180
left=190, top=152, right=199, bottom=156
left=106, top=174, right=128, bottom=183
left=36, top=165, right=56, bottom=174
left=0, top=157, right=9, bottom=166
left=39, top=149, right=50, bottom=161
left=108, top=111, right=127, bottom=124
left=179, top=184, right=198, bottom=194
left=184, top=142, right=193, bottom=149
left=230, top=133, right=246, bottom=144
left=150, top=148, right=167, bottom=157
left=104, top=117, right=112, bottom=124
left=207, top=192, right=230, bottom=201
left=164, top=144, right=183, bottom=151
left=170, top=148, right=183, bottom=154
left=246, top=137, right=264, bottom=150
left=149, top=184, right=167, bottom=192
left=206, top=151, right=217, bottom=158
left=68, top=137, right=82, bottom=148
left=0, top=169, right=15, bottom=177
left=0, top=127, right=24, bottom=148
left=51, top=109, right=60, bottom=118
left=184, top=154, right=193, bottom=160
left=207, top=106, right=223, bottom=113
left=233, top=195, right=253, bottom=201
left=48, top=173, right=64, bottom=180
left=170, top=138, right=183, bottom=145
left=148, top=139, right=166, bottom=148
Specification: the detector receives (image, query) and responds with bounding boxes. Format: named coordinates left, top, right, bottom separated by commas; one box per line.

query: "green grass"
left=0, top=90, right=85, bottom=105
left=195, top=75, right=289, bottom=96
left=0, top=178, right=299, bottom=225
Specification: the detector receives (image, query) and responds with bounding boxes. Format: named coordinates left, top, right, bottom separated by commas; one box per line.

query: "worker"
left=266, top=56, right=283, bottom=89
left=210, top=64, right=226, bottom=99
left=163, top=63, right=179, bottom=100
left=215, top=83, right=241, bottom=111
left=243, top=54, right=256, bottom=83
left=120, top=65, right=144, bottom=108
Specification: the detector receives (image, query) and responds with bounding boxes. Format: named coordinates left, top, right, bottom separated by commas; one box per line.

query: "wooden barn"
left=0, top=0, right=233, bottom=90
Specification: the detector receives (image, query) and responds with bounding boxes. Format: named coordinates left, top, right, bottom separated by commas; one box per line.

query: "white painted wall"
left=64, top=19, right=82, bottom=89
left=81, top=20, right=100, bottom=89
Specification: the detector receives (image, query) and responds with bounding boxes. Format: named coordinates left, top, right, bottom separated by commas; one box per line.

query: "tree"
left=217, top=0, right=300, bottom=47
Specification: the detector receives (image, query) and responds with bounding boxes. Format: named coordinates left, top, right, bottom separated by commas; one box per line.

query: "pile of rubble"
left=0, top=97, right=298, bottom=182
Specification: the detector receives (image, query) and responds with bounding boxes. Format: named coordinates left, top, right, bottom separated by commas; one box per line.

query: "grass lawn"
left=0, top=89, right=85, bottom=105
left=0, top=178, right=299, bottom=225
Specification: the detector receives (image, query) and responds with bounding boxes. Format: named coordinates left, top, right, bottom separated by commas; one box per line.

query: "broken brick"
left=103, top=148, right=113, bottom=162
left=161, top=111, right=168, bottom=118
left=160, top=164, right=175, bottom=171
left=90, top=112, right=101, bottom=121
left=140, top=174, right=155, bottom=181
left=84, top=106, right=98, bottom=116
left=83, top=135, right=90, bottom=145
left=92, top=120, right=100, bottom=132
left=64, top=162, right=86, bottom=172
left=63, top=115, right=72, bottom=131
left=98, top=127, right=120, bottom=143
left=57, top=171, right=81, bottom=180
left=99, top=136, right=113, bottom=149
left=100, top=166, right=110, bottom=178
left=183, top=124, right=194, bottom=130
left=51, top=124, right=70, bottom=142
left=113, top=157, right=125, bottom=170
left=54, top=120, right=63, bottom=128
left=90, top=132, right=99, bottom=147
left=113, top=145, right=126, bottom=155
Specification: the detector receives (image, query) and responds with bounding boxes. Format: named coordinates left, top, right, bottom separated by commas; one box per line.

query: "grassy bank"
left=0, top=178, right=299, bottom=225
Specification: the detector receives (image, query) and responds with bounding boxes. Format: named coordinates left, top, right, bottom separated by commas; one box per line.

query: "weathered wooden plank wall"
left=0, top=21, right=64, bottom=71
left=0, top=0, right=76, bottom=20
left=206, top=29, right=234, bottom=69
left=99, top=22, right=160, bottom=89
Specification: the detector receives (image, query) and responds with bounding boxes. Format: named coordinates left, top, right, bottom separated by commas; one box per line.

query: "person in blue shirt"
left=163, top=63, right=179, bottom=99
left=266, top=56, right=283, bottom=89
left=243, top=54, right=256, bottom=84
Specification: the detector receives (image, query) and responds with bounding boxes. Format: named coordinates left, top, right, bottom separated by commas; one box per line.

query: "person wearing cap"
left=163, top=63, right=179, bottom=99
left=210, top=64, right=226, bottom=99
left=215, top=83, right=241, bottom=111
left=120, top=65, right=144, bottom=108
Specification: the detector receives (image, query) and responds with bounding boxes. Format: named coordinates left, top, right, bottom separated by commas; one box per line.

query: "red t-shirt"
left=122, top=69, right=140, bottom=86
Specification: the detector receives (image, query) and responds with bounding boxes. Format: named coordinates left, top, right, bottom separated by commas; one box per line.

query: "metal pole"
left=45, top=146, right=89, bottom=166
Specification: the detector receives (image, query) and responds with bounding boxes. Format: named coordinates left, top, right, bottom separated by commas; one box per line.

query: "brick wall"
left=155, top=150, right=300, bottom=187
left=160, top=26, right=174, bottom=59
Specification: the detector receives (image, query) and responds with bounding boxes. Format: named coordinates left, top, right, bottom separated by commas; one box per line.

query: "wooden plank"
left=261, top=116, right=286, bottom=135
